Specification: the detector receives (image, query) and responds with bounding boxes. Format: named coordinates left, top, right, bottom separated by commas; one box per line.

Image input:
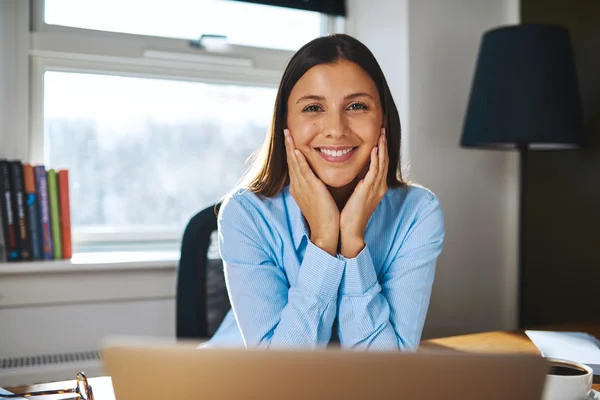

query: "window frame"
left=28, top=0, right=344, bottom=251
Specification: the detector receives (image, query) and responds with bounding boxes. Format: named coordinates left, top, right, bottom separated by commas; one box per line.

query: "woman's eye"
left=303, top=104, right=323, bottom=113
left=347, top=102, right=369, bottom=111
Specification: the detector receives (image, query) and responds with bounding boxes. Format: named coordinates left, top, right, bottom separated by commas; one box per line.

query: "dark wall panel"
left=521, top=0, right=600, bottom=326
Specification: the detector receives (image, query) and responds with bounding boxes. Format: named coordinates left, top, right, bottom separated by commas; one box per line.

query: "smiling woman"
left=204, top=34, right=445, bottom=351
left=287, top=61, right=385, bottom=203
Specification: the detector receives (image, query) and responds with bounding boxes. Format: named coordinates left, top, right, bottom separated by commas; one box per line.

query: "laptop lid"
left=101, top=340, right=548, bottom=400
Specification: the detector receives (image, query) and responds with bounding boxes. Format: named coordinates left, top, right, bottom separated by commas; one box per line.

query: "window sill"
left=0, top=251, right=179, bottom=276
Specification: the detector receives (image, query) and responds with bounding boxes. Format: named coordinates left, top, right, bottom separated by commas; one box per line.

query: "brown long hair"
left=242, top=33, right=405, bottom=197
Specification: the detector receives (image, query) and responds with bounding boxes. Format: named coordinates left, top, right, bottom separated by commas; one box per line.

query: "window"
left=44, top=0, right=323, bottom=51
left=44, top=71, right=275, bottom=231
left=29, top=0, right=344, bottom=251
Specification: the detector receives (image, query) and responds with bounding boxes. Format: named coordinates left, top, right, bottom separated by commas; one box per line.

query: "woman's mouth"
left=315, top=146, right=358, bottom=163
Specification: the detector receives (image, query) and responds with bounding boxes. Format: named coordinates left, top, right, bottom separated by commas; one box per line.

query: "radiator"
left=0, top=350, right=103, bottom=388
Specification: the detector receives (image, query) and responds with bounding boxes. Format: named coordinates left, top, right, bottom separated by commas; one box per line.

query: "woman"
left=207, top=33, right=445, bottom=350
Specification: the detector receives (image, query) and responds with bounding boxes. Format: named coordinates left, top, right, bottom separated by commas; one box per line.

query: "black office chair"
left=176, top=201, right=341, bottom=344
left=176, top=202, right=231, bottom=339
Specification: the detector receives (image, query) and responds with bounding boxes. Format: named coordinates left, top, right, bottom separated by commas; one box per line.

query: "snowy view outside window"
left=44, top=71, right=277, bottom=230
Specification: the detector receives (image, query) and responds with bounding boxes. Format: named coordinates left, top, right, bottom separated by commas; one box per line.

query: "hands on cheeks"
left=284, top=129, right=340, bottom=257
left=284, top=128, right=389, bottom=259
left=339, top=129, right=389, bottom=258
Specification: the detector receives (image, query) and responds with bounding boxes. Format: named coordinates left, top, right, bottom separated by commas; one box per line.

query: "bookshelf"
left=0, top=160, right=72, bottom=264
left=0, top=251, right=179, bottom=275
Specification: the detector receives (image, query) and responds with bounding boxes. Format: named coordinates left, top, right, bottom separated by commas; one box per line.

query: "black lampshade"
left=461, top=24, right=584, bottom=150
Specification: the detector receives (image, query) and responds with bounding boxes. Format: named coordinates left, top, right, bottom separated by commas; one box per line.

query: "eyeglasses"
left=3, top=372, right=94, bottom=399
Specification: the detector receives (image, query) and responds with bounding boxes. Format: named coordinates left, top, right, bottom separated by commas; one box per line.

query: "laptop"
left=100, top=338, right=548, bottom=400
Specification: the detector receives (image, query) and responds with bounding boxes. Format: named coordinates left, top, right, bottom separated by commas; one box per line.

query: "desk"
left=420, top=321, right=600, bottom=392
left=7, top=322, right=600, bottom=399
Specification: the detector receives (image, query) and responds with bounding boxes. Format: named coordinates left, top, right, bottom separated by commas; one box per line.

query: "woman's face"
left=286, top=60, right=384, bottom=188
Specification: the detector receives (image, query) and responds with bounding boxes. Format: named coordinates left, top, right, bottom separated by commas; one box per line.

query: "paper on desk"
left=0, top=386, right=25, bottom=399
left=588, top=389, right=600, bottom=400
left=525, top=330, right=600, bottom=375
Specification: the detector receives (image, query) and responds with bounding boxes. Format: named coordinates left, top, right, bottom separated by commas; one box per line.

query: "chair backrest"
left=176, top=203, right=230, bottom=339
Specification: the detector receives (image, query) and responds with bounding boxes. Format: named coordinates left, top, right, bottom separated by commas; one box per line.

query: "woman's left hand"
left=340, top=129, right=389, bottom=258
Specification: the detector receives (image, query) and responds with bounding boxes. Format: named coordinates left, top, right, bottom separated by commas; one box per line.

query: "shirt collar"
left=283, top=186, right=310, bottom=250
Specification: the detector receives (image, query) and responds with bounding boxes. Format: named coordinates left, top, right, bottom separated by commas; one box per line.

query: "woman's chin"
left=318, top=172, right=358, bottom=188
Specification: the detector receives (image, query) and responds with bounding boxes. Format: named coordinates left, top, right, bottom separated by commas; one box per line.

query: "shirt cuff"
left=339, top=245, right=378, bottom=296
left=296, top=240, right=345, bottom=300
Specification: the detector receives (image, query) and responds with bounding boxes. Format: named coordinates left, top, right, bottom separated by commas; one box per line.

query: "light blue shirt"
left=205, top=184, right=445, bottom=350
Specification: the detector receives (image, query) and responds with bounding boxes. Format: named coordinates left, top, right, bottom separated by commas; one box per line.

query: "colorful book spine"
left=58, top=170, right=72, bottom=259
left=0, top=204, right=5, bottom=262
left=23, top=164, right=42, bottom=260
left=0, top=160, right=19, bottom=261
left=47, top=169, right=62, bottom=260
left=35, top=166, right=53, bottom=260
left=10, top=161, right=33, bottom=260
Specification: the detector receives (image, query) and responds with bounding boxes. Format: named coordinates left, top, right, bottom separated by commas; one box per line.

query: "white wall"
left=0, top=297, right=176, bottom=357
left=347, top=0, right=520, bottom=338
left=0, top=263, right=178, bottom=359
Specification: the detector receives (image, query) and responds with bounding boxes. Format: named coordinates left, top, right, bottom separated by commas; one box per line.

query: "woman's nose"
left=322, top=111, right=348, bottom=139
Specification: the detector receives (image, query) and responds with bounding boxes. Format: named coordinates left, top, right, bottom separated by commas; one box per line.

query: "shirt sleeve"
left=336, top=196, right=445, bottom=350
left=219, top=195, right=344, bottom=349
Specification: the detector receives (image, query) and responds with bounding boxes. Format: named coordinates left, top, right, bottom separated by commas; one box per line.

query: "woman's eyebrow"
left=344, top=92, right=373, bottom=100
left=295, top=92, right=373, bottom=104
left=296, top=94, right=325, bottom=104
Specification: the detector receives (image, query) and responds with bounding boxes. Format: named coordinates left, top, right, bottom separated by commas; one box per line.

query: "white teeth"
left=319, top=148, right=354, bottom=157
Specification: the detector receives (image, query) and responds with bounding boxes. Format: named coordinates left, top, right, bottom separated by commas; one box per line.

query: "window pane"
left=44, top=0, right=322, bottom=50
left=44, top=71, right=275, bottom=231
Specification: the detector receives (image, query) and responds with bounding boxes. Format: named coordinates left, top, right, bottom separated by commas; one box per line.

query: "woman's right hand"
left=284, top=129, right=339, bottom=256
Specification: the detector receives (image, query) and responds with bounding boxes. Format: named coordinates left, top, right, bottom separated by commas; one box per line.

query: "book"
left=525, top=330, right=600, bottom=375
left=47, top=169, right=62, bottom=260
left=1, top=386, right=18, bottom=398
left=58, top=170, right=72, bottom=259
left=23, top=164, right=42, bottom=260
left=9, top=160, right=33, bottom=260
left=0, top=194, right=5, bottom=262
left=0, top=160, right=19, bottom=261
left=34, top=165, right=53, bottom=260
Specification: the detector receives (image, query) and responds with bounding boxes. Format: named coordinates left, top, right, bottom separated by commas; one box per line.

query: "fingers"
left=363, top=146, right=378, bottom=186
left=363, top=128, right=388, bottom=193
left=284, top=129, right=300, bottom=183
left=379, top=128, right=387, bottom=171
left=284, top=129, right=317, bottom=186
left=378, top=128, right=389, bottom=186
left=294, top=147, right=318, bottom=183
left=284, top=129, right=295, bottom=156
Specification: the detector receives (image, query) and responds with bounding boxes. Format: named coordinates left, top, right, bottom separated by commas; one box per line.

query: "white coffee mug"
left=541, top=358, right=593, bottom=400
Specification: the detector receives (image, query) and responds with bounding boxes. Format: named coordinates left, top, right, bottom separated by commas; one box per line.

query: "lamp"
left=460, top=24, right=584, bottom=328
